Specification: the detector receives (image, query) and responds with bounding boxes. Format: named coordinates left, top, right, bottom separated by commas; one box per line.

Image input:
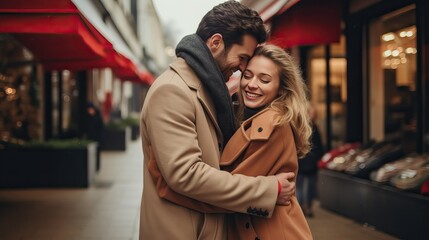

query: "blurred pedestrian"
left=85, top=103, right=103, bottom=141
left=84, top=102, right=104, bottom=171
left=297, top=104, right=324, bottom=217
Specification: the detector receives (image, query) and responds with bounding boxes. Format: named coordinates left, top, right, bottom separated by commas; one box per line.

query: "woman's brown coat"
left=222, top=108, right=313, bottom=239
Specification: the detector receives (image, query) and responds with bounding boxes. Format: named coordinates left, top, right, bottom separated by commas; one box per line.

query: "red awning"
left=111, top=52, right=154, bottom=84
left=0, top=0, right=153, bottom=84
left=241, top=0, right=300, bottom=22
left=268, top=0, right=342, bottom=48
left=0, top=14, right=106, bottom=61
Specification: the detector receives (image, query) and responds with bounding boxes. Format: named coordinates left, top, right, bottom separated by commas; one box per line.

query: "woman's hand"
left=275, top=172, right=296, bottom=205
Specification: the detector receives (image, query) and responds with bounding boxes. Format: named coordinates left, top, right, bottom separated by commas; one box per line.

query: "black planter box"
left=0, top=142, right=97, bottom=188
left=318, top=169, right=429, bottom=239
left=130, top=125, right=140, bottom=141
left=100, top=127, right=130, bottom=151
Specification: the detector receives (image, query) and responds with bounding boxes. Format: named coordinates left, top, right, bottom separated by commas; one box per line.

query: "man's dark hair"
left=196, top=0, right=266, bottom=50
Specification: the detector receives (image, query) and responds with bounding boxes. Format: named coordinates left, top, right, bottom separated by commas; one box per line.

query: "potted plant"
left=121, top=117, right=140, bottom=141
left=100, top=120, right=130, bottom=151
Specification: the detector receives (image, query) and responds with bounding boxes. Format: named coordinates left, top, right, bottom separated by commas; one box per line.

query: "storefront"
left=318, top=1, right=429, bottom=239
left=345, top=0, right=428, bottom=152
left=0, top=0, right=154, bottom=187
left=242, top=0, right=429, bottom=238
left=0, top=0, right=153, bottom=142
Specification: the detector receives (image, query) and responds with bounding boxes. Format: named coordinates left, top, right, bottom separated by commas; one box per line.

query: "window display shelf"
left=318, top=169, right=429, bottom=239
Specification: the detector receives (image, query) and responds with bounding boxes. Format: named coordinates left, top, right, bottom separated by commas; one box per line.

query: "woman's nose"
left=247, top=78, right=258, bottom=89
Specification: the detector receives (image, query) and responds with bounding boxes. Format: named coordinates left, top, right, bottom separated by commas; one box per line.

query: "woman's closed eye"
left=260, top=78, right=270, bottom=84
left=243, top=72, right=253, bottom=79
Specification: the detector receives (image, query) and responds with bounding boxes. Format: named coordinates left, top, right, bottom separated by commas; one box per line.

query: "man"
left=139, top=1, right=295, bottom=239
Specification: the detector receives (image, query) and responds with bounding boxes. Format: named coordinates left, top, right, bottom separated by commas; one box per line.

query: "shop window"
left=0, top=34, right=41, bottom=142
left=369, top=5, right=416, bottom=152
left=50, top=70, right=80, bottom=139
left=61, top=70, right=79, bottom=136
left=309, top=35, right=347, bottom=149
left=51, top=71, right=59, bottom=137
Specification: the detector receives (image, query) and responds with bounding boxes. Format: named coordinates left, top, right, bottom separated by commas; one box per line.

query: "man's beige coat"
left=139, top=58, right=278, bottom=240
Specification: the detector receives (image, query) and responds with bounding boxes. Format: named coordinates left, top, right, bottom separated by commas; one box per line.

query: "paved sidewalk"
left=0, top=140, right=143, bottom=240
left=307, top=201, right=398, bottom=240
left=0, top=139, right=398, bottom=240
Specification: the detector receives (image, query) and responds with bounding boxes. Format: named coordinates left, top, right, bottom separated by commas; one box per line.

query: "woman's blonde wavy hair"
left=238, top=44, right=312, bottom=158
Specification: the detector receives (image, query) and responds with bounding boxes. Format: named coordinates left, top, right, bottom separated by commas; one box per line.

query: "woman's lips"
left=245, top=91, right=261, bottom=99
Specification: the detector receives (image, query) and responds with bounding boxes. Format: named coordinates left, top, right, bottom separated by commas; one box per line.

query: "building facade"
left=0, top=0, right=166, bottom=143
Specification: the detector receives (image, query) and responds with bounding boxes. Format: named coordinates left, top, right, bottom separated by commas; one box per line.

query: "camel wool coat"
left=220, top=108, right=313, bottom=239
left=139, top=58, right=279, bottom=240
left=149, top=107, right=313, bottom=239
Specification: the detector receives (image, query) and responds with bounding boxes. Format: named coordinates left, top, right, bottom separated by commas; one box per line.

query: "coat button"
left=263, top=210, right=269, bottom=217
left=245, top=222, right=250, bottom=229
left=257, top=127, right=263, bottom=132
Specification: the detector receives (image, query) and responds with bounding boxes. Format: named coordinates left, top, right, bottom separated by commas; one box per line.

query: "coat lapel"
left=219, top=108, right=276, bottom=166
left=219, top=126, right=250, bottom=166
left=196, top=88, right=223, bottom=141
left=170, top=59, right=223, bottom=141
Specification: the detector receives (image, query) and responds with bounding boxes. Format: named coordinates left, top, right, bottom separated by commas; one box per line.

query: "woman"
left=149, top=44, right=313, bottom=239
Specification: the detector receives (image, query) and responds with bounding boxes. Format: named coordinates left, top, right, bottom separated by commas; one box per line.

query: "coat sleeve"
left=143, top=82, right=278, bottom=217
left=147, top=146, right=230, bottom=213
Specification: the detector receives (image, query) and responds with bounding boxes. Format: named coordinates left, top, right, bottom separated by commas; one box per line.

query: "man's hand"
left=275, top=172, right=296, bottom=206
left=226, top=71, right=241, bottom=96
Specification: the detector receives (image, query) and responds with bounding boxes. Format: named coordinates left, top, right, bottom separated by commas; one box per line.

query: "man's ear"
left=207, top=33, right=224, bottom=54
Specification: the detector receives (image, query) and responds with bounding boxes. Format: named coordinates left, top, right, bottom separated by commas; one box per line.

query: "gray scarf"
left=176, top=34, right=236, bottom=145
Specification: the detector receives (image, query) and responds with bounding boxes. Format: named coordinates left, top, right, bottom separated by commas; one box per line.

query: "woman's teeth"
left=246, top=92, right=260, bottom=98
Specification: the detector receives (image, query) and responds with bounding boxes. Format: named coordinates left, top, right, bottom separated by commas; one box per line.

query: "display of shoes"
left=345, top=143, right=404, bottom=178
left=390, top=162, right=429, bottom=192
left=370, top=154, right=429, bottom=183
left=318, top=142, right=361, bottom=169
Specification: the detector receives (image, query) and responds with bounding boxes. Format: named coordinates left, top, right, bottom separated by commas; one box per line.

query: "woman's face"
left=240, top=55, right=280, bottom=109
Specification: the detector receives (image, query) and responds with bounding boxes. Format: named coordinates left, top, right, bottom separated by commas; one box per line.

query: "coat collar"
left=220, top=108, right=278, bottom=165
left=243, top=108, right=277, bottom=141
left=170, top=58, right=223, bottom=142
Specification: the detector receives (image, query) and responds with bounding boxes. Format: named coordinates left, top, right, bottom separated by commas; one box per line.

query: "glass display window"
left=49, top=70, right=80, bottom=138
left=369, top=5, right=416, bottom=152
left=0, top=34, right=41, bottom=142
left=309, top=35, right=347, bottom=150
